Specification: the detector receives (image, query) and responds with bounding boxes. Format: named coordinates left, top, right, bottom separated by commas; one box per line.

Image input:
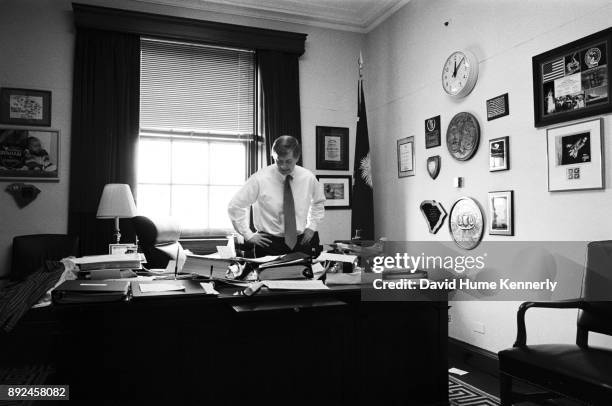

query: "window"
left=138, top=38, right=257, bottom=235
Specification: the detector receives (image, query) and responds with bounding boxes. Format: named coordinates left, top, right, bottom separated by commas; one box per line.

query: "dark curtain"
left=68, top=28, right=140, bottom=255
left=258, top=50, right=302, bottom=164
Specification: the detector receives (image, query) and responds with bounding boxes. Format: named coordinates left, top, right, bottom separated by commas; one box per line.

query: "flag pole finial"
left=358, top=51, right=364, bottom=77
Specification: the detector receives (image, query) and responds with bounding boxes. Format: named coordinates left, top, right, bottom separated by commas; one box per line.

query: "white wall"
left=0, top=0, right=364, bottom=277
left=365, top=0, right=612, bottom=352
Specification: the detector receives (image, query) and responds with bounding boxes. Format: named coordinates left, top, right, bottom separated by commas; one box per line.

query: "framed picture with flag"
left=533, top=27, right=612, bottom=127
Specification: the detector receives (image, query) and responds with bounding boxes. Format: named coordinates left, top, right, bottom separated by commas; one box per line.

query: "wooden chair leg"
left=500, top=373, right=513, bottom=406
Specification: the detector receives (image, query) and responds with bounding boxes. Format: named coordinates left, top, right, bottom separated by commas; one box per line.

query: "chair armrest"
left=514, top=299, right=586, bottom=347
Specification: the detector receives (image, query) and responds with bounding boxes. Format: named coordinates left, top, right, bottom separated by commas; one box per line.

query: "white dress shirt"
left=228, top=165, right=326, bottom=241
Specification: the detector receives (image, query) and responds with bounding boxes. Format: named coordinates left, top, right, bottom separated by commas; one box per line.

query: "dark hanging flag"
left=351, top=56, right=374, bottom=240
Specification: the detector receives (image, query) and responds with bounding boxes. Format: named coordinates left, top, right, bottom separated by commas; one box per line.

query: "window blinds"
left=140, top=38, right=255, bottom=135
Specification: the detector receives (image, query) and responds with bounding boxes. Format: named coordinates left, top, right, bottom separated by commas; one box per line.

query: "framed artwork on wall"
left=0, top=88, right=52, bottom=127
left=488, top=190, right=514, bottom=236
left=316, top=126, right=349, bottom=170
left=546, top=118, right=603, bottom=192
left=397, top=136, right=414, bottom=177
left=489, top=136, right=509, bottom=172
left=0, top=127, right=59, bottom=181
left=533, top=27, right=612, bottom=127
left=317, top=175, right=351, bottom=209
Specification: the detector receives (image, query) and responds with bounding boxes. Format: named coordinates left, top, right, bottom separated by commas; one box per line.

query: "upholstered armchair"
left=11, top=234, right=79, bottom=281
left=498, top=241, right=612, bottom=405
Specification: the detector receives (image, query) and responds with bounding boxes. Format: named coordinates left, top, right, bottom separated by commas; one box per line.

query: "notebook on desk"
left=131, top=280, right=218, bottom=299
left=52, top=280, right=130, bottom=304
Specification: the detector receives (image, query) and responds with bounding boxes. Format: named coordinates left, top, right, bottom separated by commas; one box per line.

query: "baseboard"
left=448, top=337, right=499, bottom=378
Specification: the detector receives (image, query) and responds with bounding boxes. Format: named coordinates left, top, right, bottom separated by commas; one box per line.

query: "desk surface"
left=7, top=280, right=449, bottom=405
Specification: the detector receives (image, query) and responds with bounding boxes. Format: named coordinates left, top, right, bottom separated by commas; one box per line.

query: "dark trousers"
left=254, top=232, right=321, bottom=257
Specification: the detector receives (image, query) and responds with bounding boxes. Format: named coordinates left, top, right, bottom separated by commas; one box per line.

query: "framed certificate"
left=397, top=136, right=414, bottom=178
left=316, top=126, right=349, bottom=170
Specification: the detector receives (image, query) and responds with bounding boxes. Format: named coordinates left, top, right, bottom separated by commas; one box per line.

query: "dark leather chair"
left=11, top=234, right=79, bottom=281
left=498, top=241, right=612, bottom=405
left=132, top=216, right=181, bottom=269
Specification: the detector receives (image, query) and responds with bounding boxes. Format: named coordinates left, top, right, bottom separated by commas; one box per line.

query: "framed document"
left=397, top=136, right=414, bottom=178
left=533, top=27, right=612, bottom=127
left=546, top=118, right=603, bottom=192
left=316, top=126, right=349, bottom=170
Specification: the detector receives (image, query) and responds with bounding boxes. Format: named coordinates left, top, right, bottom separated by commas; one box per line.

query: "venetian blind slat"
left=140, top=38, right=254, bottom=134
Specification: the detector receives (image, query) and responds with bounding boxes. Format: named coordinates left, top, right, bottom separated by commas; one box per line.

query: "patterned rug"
left=450, top=375, right=500, bottom=406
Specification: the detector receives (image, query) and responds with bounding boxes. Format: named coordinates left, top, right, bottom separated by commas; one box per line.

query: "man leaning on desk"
left=228, top=135, right=325, bottom=256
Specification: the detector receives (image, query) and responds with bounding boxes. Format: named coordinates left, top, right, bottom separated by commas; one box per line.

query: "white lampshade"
left=96, top=184, right=137, bottom=219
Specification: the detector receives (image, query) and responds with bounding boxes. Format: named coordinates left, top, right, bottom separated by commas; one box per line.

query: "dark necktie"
left=284, top=175, right=297, bottom=249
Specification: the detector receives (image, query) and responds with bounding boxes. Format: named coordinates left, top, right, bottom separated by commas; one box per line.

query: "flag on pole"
left=351, top=52, right=374, bottom=240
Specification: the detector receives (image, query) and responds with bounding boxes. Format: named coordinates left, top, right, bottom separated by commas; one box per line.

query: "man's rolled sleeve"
left=306, top=177, right=326, bottom=231
left=228, top=175, right=259, bottom=241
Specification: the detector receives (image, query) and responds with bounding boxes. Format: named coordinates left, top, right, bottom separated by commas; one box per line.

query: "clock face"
left=442, top=51, right=478, bottom=97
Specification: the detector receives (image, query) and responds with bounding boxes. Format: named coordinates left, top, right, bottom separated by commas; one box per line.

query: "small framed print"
left=489, top=136, right=509, bottom=172
left=0, top=88, right=52, bottom=127
left=0, top=127, right=59, bottom=181
left=316, top=126, right=349, bottom=170
left=397, top=136, right=415, bottom=177
left=316, top=175, right=351, bottom=209
left=486, top=93, right=509, bottom=121
left=546, top=118, right=604, bottom=192
left=488, top=191, right=514, bottom=236
left=109, top=243, right=138, bottom=255
left=533, top=27, right=612, bottom=127
left=425, top=115, right=441, bottom=148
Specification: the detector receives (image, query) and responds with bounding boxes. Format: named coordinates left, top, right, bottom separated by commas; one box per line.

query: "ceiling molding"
left=132, top=0, right=409, bottom=33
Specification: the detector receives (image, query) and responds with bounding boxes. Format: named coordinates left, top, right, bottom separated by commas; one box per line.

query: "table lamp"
left=96, top=183, right=137, bottom=244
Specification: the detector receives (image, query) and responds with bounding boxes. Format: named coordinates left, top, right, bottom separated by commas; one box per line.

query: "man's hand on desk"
left=248, top=232, right=272, bottom=247
left=300, top=228, right=315, bottom=245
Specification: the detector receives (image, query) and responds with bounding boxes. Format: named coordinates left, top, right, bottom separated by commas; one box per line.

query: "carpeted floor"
left=450, top=375, right=500, bottom=406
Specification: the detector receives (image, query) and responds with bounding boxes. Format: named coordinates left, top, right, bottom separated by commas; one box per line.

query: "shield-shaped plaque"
left=419, top=200, right=447, bottom=234
left=427, top=156, right=441, bottom=179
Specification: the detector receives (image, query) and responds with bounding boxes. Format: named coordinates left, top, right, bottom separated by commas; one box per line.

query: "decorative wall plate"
left=427, top=156, right=441, bottom=179
left=449, top=197, right=484, bottom=250
left=446, top=112, right=480, bottom=161
left=420, top=200, right=447, bottom=234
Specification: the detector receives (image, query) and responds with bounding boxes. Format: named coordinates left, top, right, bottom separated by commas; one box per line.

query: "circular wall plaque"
left=449, top=197, right=484, bottom=250
left=446, top=112, right=480, bottom=161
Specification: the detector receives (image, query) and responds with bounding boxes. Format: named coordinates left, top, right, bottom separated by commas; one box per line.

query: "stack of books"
left=72, top=253, right=143, bottom=271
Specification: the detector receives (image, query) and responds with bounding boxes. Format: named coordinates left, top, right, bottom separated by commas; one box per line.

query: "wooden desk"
left=2, top=284, right=448, bottom=405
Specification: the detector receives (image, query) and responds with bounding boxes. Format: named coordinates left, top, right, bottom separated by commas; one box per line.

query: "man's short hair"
left=272, top=135, right=301, bottom=158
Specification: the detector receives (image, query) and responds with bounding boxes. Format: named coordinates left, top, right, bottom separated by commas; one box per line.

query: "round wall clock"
left=446, top=112, right=480, bottom=161
left=442, top=50, right=479, bottom=97
left=449, top=197, right=484, bottom=250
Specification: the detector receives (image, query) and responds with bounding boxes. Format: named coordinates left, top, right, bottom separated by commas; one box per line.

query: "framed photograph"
left=488, top=191, right=514, bottom=236
left=546, top=118, right=603, bottom=192
left=109, top=243, right=138, bottom=255
left=0, top=128, right=59, bottom=181
left=489, top=136, right=509, bottom=172
left=533, top=27, right=612, bottom=127
left=316, top=175, right=351, bottom=209
left=316, top=126, right=349, bottom=170
left=397, top=136, right=415, bottom=177
left=425, top=115, right=441, bottom=148
left=0, top=88, right=52, bottom=127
